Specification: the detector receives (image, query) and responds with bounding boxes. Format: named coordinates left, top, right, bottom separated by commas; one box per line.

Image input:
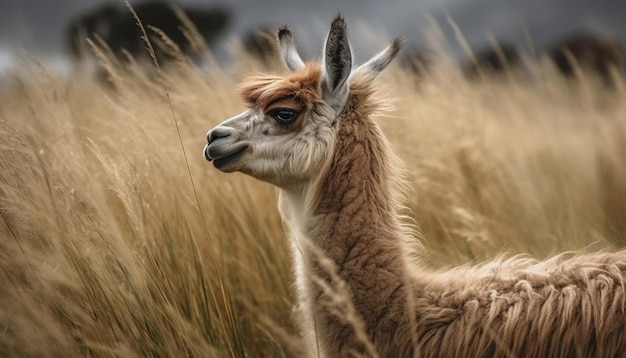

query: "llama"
left=204, top=15, right=626, bottom=357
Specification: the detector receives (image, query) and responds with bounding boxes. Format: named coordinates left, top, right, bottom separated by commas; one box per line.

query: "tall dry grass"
left=1, top=28, right=626, bottom=357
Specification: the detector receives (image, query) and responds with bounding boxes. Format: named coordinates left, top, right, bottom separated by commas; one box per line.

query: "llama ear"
left=322, top=14, right=352, bottom=110
left=355, top=38, right=404, bottom=78
left=278, top=26, right=305, bottom=71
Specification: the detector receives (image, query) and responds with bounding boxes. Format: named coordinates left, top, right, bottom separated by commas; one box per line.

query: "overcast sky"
left=1, top=0, right=625, bottom=70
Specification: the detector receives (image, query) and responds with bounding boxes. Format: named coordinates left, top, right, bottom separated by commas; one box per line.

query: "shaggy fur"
left=238, top=63, right=322, bottom=110
left=205, top=15, right=626, bottom=357
left=413, top=253, right=626, bottom=357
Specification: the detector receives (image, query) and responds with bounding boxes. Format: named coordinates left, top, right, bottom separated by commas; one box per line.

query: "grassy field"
left=1, top=41, right=625, bottom=357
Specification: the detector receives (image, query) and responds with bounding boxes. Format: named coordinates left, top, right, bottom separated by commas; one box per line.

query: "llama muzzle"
left=204, top=125, right=251, bottom=171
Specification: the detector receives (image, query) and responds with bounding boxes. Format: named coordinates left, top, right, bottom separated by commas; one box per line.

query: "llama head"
left=204, top=15, right=402, bottom=188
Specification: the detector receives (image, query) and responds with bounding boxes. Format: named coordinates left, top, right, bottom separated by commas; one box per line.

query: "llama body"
left=204, top=15, right=626, bottom=357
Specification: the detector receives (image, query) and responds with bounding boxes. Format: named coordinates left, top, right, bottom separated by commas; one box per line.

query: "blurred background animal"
left=548, top=33, right=624, bottom=86
left=65, top=0, right=231, bottom=66
left=463, top=42, right=520, bottom=79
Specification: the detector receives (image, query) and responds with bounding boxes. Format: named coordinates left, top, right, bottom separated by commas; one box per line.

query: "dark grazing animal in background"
left=66, top=0, right=231, bottom=65
left=548, top=33, right=624, bottom=85
left=241, top=26, right=279, bottom=68
left=464, top=42, right=520, bottom=79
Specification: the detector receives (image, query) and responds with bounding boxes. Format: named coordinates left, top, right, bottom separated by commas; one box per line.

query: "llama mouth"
left=206, top=143, right=250, bottom=171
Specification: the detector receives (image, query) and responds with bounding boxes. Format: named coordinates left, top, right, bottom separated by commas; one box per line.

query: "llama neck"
left=308, top=110, right=404, bottom=269
left=281, top=97, right=411, bottom=355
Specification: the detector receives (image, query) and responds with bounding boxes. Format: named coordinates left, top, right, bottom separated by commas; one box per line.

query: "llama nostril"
left=208, top=126, right=233, bottom=143
left=203, top=144, right=212, bottom=162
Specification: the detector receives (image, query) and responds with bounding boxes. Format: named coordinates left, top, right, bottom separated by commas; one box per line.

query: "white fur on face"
left=206, top=101, right=338, bottom=188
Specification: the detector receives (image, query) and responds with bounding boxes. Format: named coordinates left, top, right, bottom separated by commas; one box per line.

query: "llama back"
left=413, top=250, right=626, bottom=357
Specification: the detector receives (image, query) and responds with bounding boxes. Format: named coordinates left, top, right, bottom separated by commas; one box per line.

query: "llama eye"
left=267, top=108, right=299, bottom=124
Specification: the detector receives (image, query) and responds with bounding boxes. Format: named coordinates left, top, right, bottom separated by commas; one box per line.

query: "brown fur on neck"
left=314, top=72, right=397, bottom=218
left=303, top=73, right=412, bottom=355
